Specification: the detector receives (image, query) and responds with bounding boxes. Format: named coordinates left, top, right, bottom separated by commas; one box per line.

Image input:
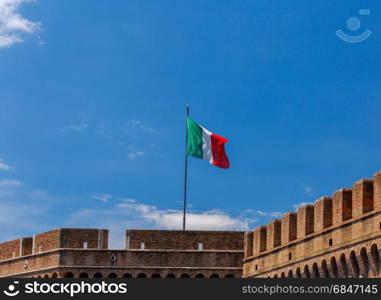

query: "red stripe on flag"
left=210, top=134, right=230, bottom=169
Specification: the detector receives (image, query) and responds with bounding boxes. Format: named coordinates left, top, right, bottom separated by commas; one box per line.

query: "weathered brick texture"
left=314, top=197, right=332, bottom=231
left=126, top=230, right=244, bottom=251
left=0, top=229, right=243, bottom=278
left=332, top=188, right=352, bottom=226
left=297, top=204, right=314, bottom=238
left=352, top=179, right=374, bottom=217
left=253, top=226, right=267, bottom=254
left=243, top=171, right=381, bottom=278
left=281, top=212, right=297, bottom=244
left=267, top=219, right=281, bottom=249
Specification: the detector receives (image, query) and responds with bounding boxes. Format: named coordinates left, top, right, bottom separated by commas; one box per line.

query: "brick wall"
left=60, top=229, right=108, bottom=249
left=60, top=249, right=243, bottom=269
left=33, top=229, right=61, bottom=254
left=243, top=171, right=381, bottom=278
left=0, top=239, right=21, bottom=261
left=31, top=229, right=109, bottom=254
left=21, top=238, right=33, bottom=256
left=126, top=230, right=244, bottom=251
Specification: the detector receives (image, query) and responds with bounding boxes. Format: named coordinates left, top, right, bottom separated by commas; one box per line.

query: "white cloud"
left=0, top=158, right=13, bottom=170
left=0, top=178, right=22, bottom=187
left=304, top=186, right=313, bottom=195
left=67, top=198, right=255, bottom=248
left=128, top=151, right=144, bottom=160
left=0, top=0, right=41, bottom=49
left=126, top=120, right=157, bottom=135
left=117, top=200, right=250, bottom=231
left=61, top=123, right=88, bottom=133
left=91, top=194, right=112, bottom=203
left=246, top=209, right=282, bottom=218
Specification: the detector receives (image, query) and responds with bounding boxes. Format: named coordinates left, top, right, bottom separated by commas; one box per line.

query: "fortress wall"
left=51, top=266, right=242, bottom=279
left=0, top=251, right=60, bottom=277
left=374, top=171, right=381, bottom=209
left=59, top=249, right=243, bottom=269
left=0, top=248, right=243, bottom=278
left=332, top=188, right=352, bottom=226
left=21, top=238, right=33, bottom=256
left=267, top=219, right=281, bottom=250
left=296, top=204, right=314, bottom=238
left=243, top=171, right=381, bottom=278
left=0, top=239, right=21, bottom=261
left=352, top=179, right=374, bottom=217
left=1, top=229, right=243, bottom=277
left=126, top=230, right=244, bottom=251
left=314, top=197, right=332, bottom=231
left=0, top=238, right=34, bottom=261
left=60, top=229, right=108, bottom=250
left=32, top=229, right=109, bottom=254
left=33, top=229, right=61, bottom=254
left=253, top=226, right=267, bottom=255
left=244, top=232, right=254, bottom=257
left=281, top=212, right=297, bottom=244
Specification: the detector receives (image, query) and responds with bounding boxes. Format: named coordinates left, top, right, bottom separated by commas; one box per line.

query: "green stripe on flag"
left=187, top=117, right=203, bottom=159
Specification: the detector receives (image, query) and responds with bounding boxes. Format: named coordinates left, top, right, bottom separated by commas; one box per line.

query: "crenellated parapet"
left=0, top=229, right=244, bottom=278
left=243, top=171, right=381, bottom=278
left=0, top=229, right=109, bottom=262
left=314, top=196, right=332, bottom=231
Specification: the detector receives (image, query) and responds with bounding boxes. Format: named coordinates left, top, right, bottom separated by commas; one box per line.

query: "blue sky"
left=1, top=0, right=381, bottom=247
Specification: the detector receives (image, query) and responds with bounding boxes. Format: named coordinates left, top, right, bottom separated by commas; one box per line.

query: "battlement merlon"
left=244, top=170, right=381, bottom=259
left=0, top=229, right=245, bottom=262
left=125, top=230, right=245, bottom=251
left=0, top=228, right=109, bottom=261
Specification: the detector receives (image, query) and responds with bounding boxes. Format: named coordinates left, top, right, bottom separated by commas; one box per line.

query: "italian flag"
left=186, top=117, right=230, bottom=169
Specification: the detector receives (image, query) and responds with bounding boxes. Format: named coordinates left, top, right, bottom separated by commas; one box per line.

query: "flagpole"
left=182, top=104, right=190, bottom=230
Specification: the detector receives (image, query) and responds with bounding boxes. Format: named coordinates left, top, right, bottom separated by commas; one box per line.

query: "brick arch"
left=137, top=273, right=147, bottom=278
left=360, top=247, right=370, bottom=278
left=79, top=273, right=89, bottom=278
left=303, top=265, right=311, bottom=278
left=224, top=274, right=234, bottom=278
left=166, top=273, right=176, bottom=278
left=287, top=270, right=293, bottom=278
left=195, top=273, right=205, bottom=278
left=108, top=273, right=118, bottom=278
left=210, top=274, right=219, bottom=278
left=63, top=272, right=74, bottom=278
left=51, top=272, right=58, bottom=278
left=320, top=259, right=329, bottom=278
left=151, top=273, right=161, bottom=278
left=370, top=244, right=380, bottom=276
left=280, top=272, right=286, bottom=278
left=295, top=267, right=302, bottom=278
left=350, top=250, right=360, bottom=278
left=180, top=274, right=190, bottom=278
left=94, top=272, right=103, bottom=278
left=312, top=262, right=320, bottom=278
left=123, top=273, right=132, bottom=278
left=43, top=274, right=49, bottom=278
left=273, top=274, right=278, bottom=278
left=330, top=257, right=339, bottom=278
left=339, top=254, right=349, bottom=278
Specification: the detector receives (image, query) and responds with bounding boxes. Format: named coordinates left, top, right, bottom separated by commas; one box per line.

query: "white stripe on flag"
left=201, top=126, right=213, bottom=164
